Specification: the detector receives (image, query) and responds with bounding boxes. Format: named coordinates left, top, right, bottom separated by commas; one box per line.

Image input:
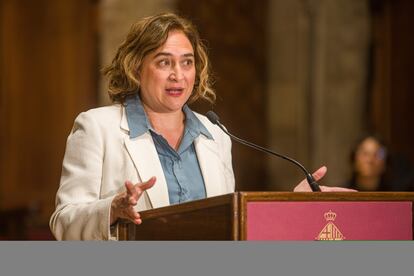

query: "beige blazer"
left=49, top=104, right=235, bottom=240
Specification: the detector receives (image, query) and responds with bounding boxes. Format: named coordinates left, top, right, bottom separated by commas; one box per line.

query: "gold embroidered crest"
left=316, top=210, right=345, bottom=240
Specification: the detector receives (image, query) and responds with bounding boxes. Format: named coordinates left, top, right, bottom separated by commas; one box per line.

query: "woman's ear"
left=135, top=72, right=142, bottom=89
left=136, top=68, right=141, bottom=81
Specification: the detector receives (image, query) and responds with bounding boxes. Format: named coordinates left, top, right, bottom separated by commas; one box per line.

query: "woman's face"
left=354, top=137, right=386, bottom=178
left=138, top=30, right=196, bottom=114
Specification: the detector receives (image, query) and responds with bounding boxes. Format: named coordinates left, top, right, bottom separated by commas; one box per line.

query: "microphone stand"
left=206, top=111, right=321, bottom=192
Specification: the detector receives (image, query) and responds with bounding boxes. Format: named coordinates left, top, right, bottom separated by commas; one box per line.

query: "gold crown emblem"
left=324, top=210, right=337, bottom=221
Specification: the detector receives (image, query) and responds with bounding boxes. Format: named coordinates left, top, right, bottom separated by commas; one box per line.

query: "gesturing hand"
left=293, top=166, right=357, bottom=192
left=110, top=177, right=156, bottom=225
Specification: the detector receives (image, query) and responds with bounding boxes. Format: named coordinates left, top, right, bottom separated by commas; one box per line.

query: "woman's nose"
left=169, top=65, right=184, bottom=81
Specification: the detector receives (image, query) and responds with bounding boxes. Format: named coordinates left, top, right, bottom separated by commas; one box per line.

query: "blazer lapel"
left=194, top=136, right=224, bottom=197
left=124, top=134, right=170, bottom=208
left=121, top=107, right=170, bottom=209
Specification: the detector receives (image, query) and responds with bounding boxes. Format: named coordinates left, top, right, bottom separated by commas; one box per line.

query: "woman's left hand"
left=293, top=166, right=358, bottom=192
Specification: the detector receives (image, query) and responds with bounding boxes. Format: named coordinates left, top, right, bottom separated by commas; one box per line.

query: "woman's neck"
left=144, top=108, right=185, bottom=150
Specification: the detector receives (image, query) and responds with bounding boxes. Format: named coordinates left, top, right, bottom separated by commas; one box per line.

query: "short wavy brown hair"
left=103, top=13, right=215, bottom=104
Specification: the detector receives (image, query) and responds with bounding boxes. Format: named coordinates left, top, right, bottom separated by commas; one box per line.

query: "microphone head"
left=206, top=111, right=220, bottom=125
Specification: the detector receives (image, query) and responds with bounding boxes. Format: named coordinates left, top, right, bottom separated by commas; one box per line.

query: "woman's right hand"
left=110, top=177, right=156, bottom=225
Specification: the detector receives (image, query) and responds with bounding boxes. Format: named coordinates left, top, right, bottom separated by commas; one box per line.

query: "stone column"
left=267, top=0, right=370, bottom=189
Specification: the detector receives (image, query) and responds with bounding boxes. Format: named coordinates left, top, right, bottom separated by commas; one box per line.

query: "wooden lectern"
left=118, top=192, right=414, bottom=240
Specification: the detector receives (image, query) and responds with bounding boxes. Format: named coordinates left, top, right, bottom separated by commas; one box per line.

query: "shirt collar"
left=124, top=94, right=213, bottom=140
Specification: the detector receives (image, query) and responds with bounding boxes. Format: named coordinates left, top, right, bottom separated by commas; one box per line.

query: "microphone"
left=206, top=111, right=321, bottom=192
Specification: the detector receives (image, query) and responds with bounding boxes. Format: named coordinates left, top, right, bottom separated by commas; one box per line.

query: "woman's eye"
left=182, top=59, right=194, bottom=67
left=158, top=59, right=170, bottom=67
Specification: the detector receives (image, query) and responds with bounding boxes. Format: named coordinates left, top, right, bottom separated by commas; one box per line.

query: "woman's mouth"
left=165, top=88, right=184, bottom=97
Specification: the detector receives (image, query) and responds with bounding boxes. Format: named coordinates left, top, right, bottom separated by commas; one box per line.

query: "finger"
left=312, top=166, right=327, bottom=181
left=136, top=176, right=156, bottom=192
left=123, top=207, right=140, bottom=221
left=320, top=186, right=358, bottom=192
left=128, top=196, right=137, bottom=205
left=124, top=177, right=156, bottom=206
left=125, top=181, right=136, bottom=196
left=120, top=193, right=137, bottom=207
left=125, top=209, right=142, bottom=225
left=293, top=181, right=311, bottom=192
left=133, top=218, right=142, bottom=225
left=125, top=180, right=139, bottom=201
left=135, top=213, right=143, bottom=225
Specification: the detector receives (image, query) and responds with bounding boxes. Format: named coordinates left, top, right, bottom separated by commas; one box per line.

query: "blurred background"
left=1, top=0, right=413, bottom=239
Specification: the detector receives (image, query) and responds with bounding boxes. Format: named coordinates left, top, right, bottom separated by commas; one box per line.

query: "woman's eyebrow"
left=153, top=52, right=194, bottom=58
left=154, top=52, right=171, bottom=58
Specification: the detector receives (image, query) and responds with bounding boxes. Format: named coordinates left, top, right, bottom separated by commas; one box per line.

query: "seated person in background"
left=345, top=134, right=414, bottom=191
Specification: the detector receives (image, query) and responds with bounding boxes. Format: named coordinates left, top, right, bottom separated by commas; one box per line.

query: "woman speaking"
left=50, top=13, right=351, bottom=240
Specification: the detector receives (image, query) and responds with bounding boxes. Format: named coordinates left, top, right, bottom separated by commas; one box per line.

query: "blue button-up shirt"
left=125, top=94, right=213, bottom=204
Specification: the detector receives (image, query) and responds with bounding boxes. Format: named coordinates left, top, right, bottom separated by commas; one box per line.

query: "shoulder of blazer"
left=71, top=104, right=126, bottom=136
left=193, top=112, right=232, bottom=147
left=194, top=112, right=224, bottom=138
left=80, top=104, right=123, bottom=125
